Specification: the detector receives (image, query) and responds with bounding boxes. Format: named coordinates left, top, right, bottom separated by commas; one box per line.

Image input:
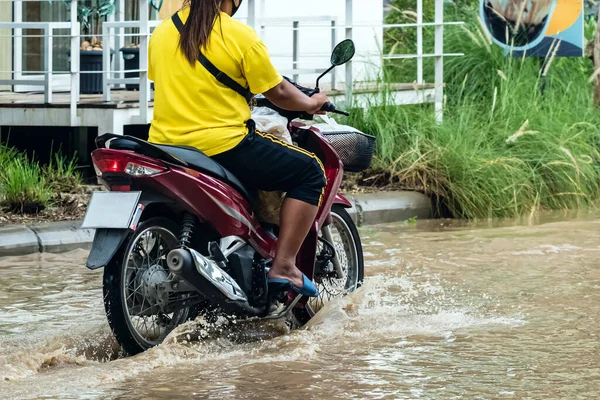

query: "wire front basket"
left=322, top=130, right=376, bottom=172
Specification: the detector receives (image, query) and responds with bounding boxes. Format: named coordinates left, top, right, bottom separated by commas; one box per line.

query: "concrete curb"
left=0, top=191, right=432, bottom=257
left=0, top=225, right=40, bottom=257
left=30, top=221, right=95, bottom=254
left=0, top=221, right=94, bottom=257
left=346, top=191, right=432, bottom=226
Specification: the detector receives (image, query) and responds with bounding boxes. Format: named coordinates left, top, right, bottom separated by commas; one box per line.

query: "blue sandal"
left=267, top=274, right=319, bottom=297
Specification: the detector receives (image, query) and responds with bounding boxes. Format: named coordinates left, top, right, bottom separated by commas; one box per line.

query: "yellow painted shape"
left=546, top=0, right=582, bottom=36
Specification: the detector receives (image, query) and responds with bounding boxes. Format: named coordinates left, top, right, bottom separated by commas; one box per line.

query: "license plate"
left=81, top=192, right=142, bottom=229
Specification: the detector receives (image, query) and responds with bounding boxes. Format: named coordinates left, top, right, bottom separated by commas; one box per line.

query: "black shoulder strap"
left=171, top=13, right=254, bottom=103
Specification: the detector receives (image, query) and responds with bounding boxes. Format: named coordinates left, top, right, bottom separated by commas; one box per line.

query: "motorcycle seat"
left=100, top=134, right=254, bottom=203
left=156, top=143, right=255, bottom=202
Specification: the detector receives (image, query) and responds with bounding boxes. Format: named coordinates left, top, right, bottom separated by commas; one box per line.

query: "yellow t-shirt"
left=148, top=9, right=282, bottom=156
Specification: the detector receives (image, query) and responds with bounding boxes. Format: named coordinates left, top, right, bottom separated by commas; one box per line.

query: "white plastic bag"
left=252, top=107, right=292, bottom=143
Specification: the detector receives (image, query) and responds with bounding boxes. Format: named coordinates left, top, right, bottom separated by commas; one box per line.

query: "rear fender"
left=86, top=229, right=129, bottom=270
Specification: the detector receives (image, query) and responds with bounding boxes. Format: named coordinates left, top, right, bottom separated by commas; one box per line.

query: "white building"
left=0, top=0, right=458, bottom=137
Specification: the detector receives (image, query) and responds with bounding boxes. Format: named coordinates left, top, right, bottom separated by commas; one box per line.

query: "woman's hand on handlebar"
left=262, top=78, right=330, bottom=116
left=264, top=79, right=325, bottom=114
left=307, top=93, right=329, bottom=115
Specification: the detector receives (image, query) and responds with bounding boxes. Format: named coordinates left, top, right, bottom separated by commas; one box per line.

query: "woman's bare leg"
left=267, top=198, right=318, bottom=287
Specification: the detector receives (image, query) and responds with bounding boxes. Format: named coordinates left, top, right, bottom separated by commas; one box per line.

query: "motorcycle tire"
left=294, top=204, right=364, bottom=324
left=103, top=217, right=194, bottom=355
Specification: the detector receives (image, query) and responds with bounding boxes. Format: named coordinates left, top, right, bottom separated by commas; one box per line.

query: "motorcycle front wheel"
left=295, top=204, right=364, bottom=322
left=103, top=217, right=194, bottom=355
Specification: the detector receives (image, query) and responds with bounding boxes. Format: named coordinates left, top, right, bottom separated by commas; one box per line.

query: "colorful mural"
left=480, top=0, right=584, bottom=57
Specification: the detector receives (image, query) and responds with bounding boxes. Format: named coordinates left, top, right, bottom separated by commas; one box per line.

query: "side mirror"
left=331, top=39, right=356, bottom=66
left=316, top=39, right=356, bottom=90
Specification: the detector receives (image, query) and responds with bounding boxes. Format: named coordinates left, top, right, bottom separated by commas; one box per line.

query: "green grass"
left=0, top=143, right=22, bottom=173
left=349, top=8, right=600, bottom=219
left=0, top=145, right=82, bottom=214
left=43, top=151, right=83, bottom=194
left=0, top=158, right=52, bottom=214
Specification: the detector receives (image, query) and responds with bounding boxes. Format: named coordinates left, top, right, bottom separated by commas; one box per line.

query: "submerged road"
left=1, top=216, right=599, bottom=399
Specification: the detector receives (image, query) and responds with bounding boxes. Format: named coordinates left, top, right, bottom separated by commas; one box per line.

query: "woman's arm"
left=263, top=79, right=329, bottom=115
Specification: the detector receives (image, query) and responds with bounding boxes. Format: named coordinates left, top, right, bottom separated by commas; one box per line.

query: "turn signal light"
left=124, top=162, right=164, bottom=176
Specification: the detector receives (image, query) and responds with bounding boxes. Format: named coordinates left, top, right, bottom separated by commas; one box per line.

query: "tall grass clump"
left=43, top=151, right=83, bottom=194
left=0, top=143, right=21, bottom=173
left=351, top=6, right=600, bottom=219
left=0, top=145, right=82, bottom=214
left=0, top=158, right=52, bottom=213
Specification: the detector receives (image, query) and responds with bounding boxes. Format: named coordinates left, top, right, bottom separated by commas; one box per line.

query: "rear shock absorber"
left=179, top=213, right=197, bottom=248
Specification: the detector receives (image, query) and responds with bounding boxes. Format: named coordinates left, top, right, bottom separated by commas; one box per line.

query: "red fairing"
left=152, top=168, right=277, bottom=260
left=93, top=123, right=348, bottom=280
left=168, top=168, right=278, bottom=259
left=302, top=126, right=344, bottom=228
left=92, top=148, right=277, bottom=260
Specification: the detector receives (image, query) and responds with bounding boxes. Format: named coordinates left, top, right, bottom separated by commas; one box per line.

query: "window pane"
left=22, top=1, right=68, bottom=74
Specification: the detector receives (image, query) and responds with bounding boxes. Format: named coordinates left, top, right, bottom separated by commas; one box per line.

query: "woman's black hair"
left=179, top=0, right=222, bottom=66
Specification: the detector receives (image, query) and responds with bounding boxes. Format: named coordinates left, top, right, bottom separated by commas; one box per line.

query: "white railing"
left=0, top=21, right=71, bottom=103
left=0, top=0, right=461, bottom=127
left=258, top=15, right=339, bottom=88
left=101, top=19, right=161, bottom=125
left=0, top=0, right=80, bottom=125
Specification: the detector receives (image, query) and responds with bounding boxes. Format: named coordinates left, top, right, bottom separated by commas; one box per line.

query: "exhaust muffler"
left=167, top=248, right=263, bottom=315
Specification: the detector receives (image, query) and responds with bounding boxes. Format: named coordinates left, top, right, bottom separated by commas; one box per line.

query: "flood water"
left=1, top=212, right=600, bottom=399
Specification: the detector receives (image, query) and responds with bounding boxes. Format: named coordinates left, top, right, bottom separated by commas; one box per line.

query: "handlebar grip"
left=321, top=102, right=337, bottom=112
left=320, top=102, right=350, bottom=116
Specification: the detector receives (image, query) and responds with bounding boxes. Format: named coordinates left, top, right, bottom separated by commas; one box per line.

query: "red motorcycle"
left=82, top=39, right=373, bottom=355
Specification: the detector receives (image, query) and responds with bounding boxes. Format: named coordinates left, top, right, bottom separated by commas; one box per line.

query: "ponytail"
left=180, top=0, right=221, bottom=66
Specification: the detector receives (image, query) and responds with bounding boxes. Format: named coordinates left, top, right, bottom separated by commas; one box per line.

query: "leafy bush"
left=0, top=158, right=52, bottom=214
left=43, top=151, right=83, bottom=194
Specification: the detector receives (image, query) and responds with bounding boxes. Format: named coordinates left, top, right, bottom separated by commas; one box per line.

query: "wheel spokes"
left=122, top=226, right=189, bottom=346
left=309, top=213, right=359, bottom=314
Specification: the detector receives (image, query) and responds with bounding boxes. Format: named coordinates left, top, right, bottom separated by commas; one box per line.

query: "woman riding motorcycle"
left=148, top=0, right=330, bottom=297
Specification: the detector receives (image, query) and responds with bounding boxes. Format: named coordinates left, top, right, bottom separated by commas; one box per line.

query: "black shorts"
left=212, top=123, right=327, bottom=206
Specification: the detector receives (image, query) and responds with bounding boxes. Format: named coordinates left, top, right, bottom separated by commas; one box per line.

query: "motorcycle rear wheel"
left=103, top=217, right=194, bottom=355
